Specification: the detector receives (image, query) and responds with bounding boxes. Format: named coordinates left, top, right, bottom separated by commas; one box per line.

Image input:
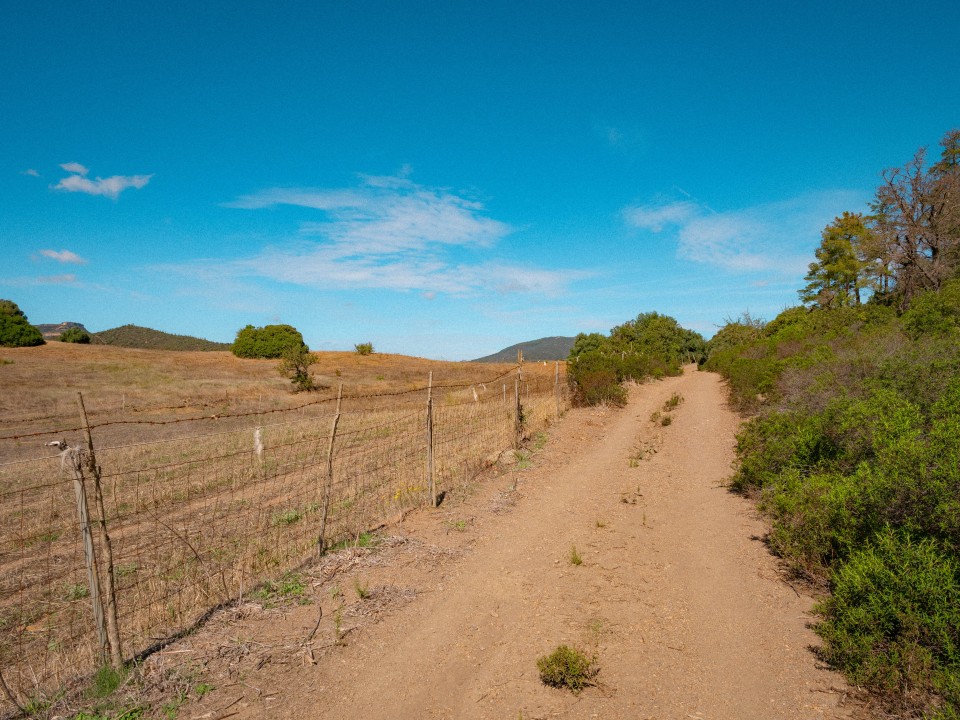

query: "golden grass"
left=0, top=345, right=567, bottom=712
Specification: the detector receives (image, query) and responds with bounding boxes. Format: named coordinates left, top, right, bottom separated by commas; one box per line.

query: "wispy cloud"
left=21, top=168, right=40, bottom=177
left=52, top=162, right=153, bottom=200
left=624, top=190, right=865, bottom=274
left=39, top=249, right=87, bottom=264
left=199, top=175, right=585, bottom=296
left=37, top=273, right=79, bottom=285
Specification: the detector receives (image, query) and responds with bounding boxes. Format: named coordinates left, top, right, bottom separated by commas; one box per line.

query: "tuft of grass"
left=255, top=573, right=308, bottom=606
left=89, top=663, right=125, bottom=699
left=532, top=431, right=548, bottom=450
left=353, top=578, right=371, bottom=599
left=536, top=645, right=597, bottom=693
left=514, top=450, right=532, bottom=469
left=568, top=545, right=583, bottom=566
left=660, top=415, right=672, bottom=426
left=447, top=519, right=468, bottom=532
left=664, top=392, right=683, bottom=409
left=649, top=410, right=661, bottom=423
left=595, top=519, right=607, bottom=529
left=194, top=682, right=214, bottom=699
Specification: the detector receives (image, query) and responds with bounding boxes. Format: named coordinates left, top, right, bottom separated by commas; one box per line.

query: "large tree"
left=800, top=212, right=872, bottom=307
left=0, top=299, right=45, bottom=347
left=870, top=129, right=960, bottom=307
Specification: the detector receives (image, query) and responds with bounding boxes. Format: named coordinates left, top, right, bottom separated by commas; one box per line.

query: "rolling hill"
left=93, top=324, right=230, bottom=351
left=473, top=335, right=576, bottom=363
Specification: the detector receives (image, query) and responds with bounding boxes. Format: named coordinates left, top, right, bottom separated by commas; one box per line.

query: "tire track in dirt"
left=185, top=368, right=855, bottom=719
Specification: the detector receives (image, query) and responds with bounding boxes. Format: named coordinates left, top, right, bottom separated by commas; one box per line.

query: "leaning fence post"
left=69, top=446, right=108, bottom=663
left=427, top=372, right=436, bottom=507
left=318, top=384, right=343, bottom=554
left=77, top=392, right=122, bottom=669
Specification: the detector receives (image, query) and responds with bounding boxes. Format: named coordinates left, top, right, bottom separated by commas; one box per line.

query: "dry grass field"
left=0, top=344, right=566, bottom=715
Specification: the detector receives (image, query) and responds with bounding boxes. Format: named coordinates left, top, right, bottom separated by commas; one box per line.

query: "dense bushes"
left=709, top=291, right=960, bottom=716
left=59, top=327, right=91, bottom=343
left=0, top=299, right=44, bottom=347
left=567, top=312, right=704, bottom=406
left=231, top=324, right=307, bottom=359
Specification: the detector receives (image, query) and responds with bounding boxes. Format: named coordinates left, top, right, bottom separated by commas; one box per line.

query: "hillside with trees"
left=706, top=129, right=960, bottom=719
left=94, top=324, right=230, bottom=351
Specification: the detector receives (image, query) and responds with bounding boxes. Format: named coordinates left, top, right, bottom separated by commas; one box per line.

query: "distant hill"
left=93, top=325, right=230, bottom=352
left=473, top=336, right=576, bottom=363
left=36, top=321, right=89, bottom=341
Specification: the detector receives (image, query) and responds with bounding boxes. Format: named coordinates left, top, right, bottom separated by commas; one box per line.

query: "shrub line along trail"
left=186, top=368, right=855, bottom=719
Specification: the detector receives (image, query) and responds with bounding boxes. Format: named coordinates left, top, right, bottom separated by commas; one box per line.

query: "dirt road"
left=179, top=368, right=853, bottom=719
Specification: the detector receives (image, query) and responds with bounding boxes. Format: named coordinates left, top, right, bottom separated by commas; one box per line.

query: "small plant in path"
left=536, top=645, right=597, bottom=693
left=568, top=545, right=583, bottom=566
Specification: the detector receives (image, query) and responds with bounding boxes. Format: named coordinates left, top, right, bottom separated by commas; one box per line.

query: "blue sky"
left=3, top=1, right=959, bottom=360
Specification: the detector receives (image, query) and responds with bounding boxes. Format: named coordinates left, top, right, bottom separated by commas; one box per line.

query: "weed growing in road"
left=514, top=450, right=532, bottom=469
left=660, top=415, right=672, bottom=426
left=536, top=645, right=597, bottom=693
left=595, top=519, right=607, bottom=529
left=664, top=392, right=683, bottom=409
left=568, top=545, right=583, bottom=566
left=649, top=410, right=661, bottom=423
left=446, top=519, right=468, bottom=532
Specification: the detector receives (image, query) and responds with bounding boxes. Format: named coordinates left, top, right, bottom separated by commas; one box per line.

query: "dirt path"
left=176, top=369, right=854, bottom=719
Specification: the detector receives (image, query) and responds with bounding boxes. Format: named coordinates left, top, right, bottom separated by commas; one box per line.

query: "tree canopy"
left=0, top=299, right=45, bottom=347
left=231, top=324, right=308, bottom=359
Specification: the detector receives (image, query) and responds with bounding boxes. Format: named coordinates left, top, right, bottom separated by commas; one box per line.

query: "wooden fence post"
left=77, top=392, right=122, bottom=669
left=70, top=454, right=108, bottom=663
left=555, top=361, right=561, bottom=418
left=514, top=369, right=523, bottom=449
left=427, top=372, right=436, bottom=507
left=318, top=383, right=343, bottom=553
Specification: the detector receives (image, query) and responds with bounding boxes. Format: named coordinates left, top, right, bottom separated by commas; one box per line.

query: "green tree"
left=59, top=327, right=91, bottom=343
left=0, top=299, right=45, bottom=347
left=278, top=345, right=318, bottom=391
left=231, top=324, right=307, bottom=359
left=800, top=212, right=871, bottom=307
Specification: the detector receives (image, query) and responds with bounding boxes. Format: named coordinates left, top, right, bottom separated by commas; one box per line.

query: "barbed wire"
left=0, top=366, right=520, bottom=442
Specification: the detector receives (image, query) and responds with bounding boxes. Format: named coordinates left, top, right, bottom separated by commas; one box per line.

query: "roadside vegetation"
left=566, top=312, right=705, bottom=406
left=707, top=129, right=960, bottom=719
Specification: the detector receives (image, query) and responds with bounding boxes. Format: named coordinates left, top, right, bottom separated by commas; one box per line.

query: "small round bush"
left=536, top=645, right=597, bottom=693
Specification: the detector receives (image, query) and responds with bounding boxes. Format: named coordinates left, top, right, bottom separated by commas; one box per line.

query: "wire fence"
left=0, top=364, right=568, bottom=714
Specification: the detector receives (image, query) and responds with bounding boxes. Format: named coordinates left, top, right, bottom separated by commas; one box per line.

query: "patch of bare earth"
left=141, top=368, right=859, bottom=720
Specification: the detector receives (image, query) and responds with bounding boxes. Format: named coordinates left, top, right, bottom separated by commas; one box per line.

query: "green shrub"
left=816, top=528, right=960, bottom=715
left=59, top=327, right=91, bottom=343
left=277, top=345, right=317, bottom=392
left=354, top=342, right=373, bottom=355
left=536, top=645, right=597, bottom=693
left=0, top=299, right=44, bottom=347
left=567, top=352, right=627, bottom=407
left=231, top=324, right=307, bottom=359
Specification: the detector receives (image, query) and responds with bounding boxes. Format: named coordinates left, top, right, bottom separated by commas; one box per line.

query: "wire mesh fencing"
left=0, top=365, right=568, bottom=714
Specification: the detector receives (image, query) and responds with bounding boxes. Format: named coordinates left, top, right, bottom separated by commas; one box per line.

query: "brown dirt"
left=142, top=368, right=859, bottom=720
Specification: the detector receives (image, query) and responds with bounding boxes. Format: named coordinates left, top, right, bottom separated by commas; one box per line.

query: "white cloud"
left=60, top=162, right=89, bottom=175
left=22, top=168, right=40, bottom=177
left=623, top=201, right=699, bottom=232
left=624, top=190, right=865, bottom=274
left=176, top=175, right=585, bottom=297
left=40, top=249, right=87, bottom=264
left=53, top=163, right=152, bottom=200
left=37, top=274, right=78, bottom=285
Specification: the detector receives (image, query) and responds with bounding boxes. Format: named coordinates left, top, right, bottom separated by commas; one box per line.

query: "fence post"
left=318, top=383, right=343, bottom=554
left=69, top=449, right=108, bottom=663
left=555, top=361, right=561, bottom=418
left=77, top=392, right=122, bottom=669
left=427, top=372, right=436, bottom=507
left=514, top=369, right=523, bottom=449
